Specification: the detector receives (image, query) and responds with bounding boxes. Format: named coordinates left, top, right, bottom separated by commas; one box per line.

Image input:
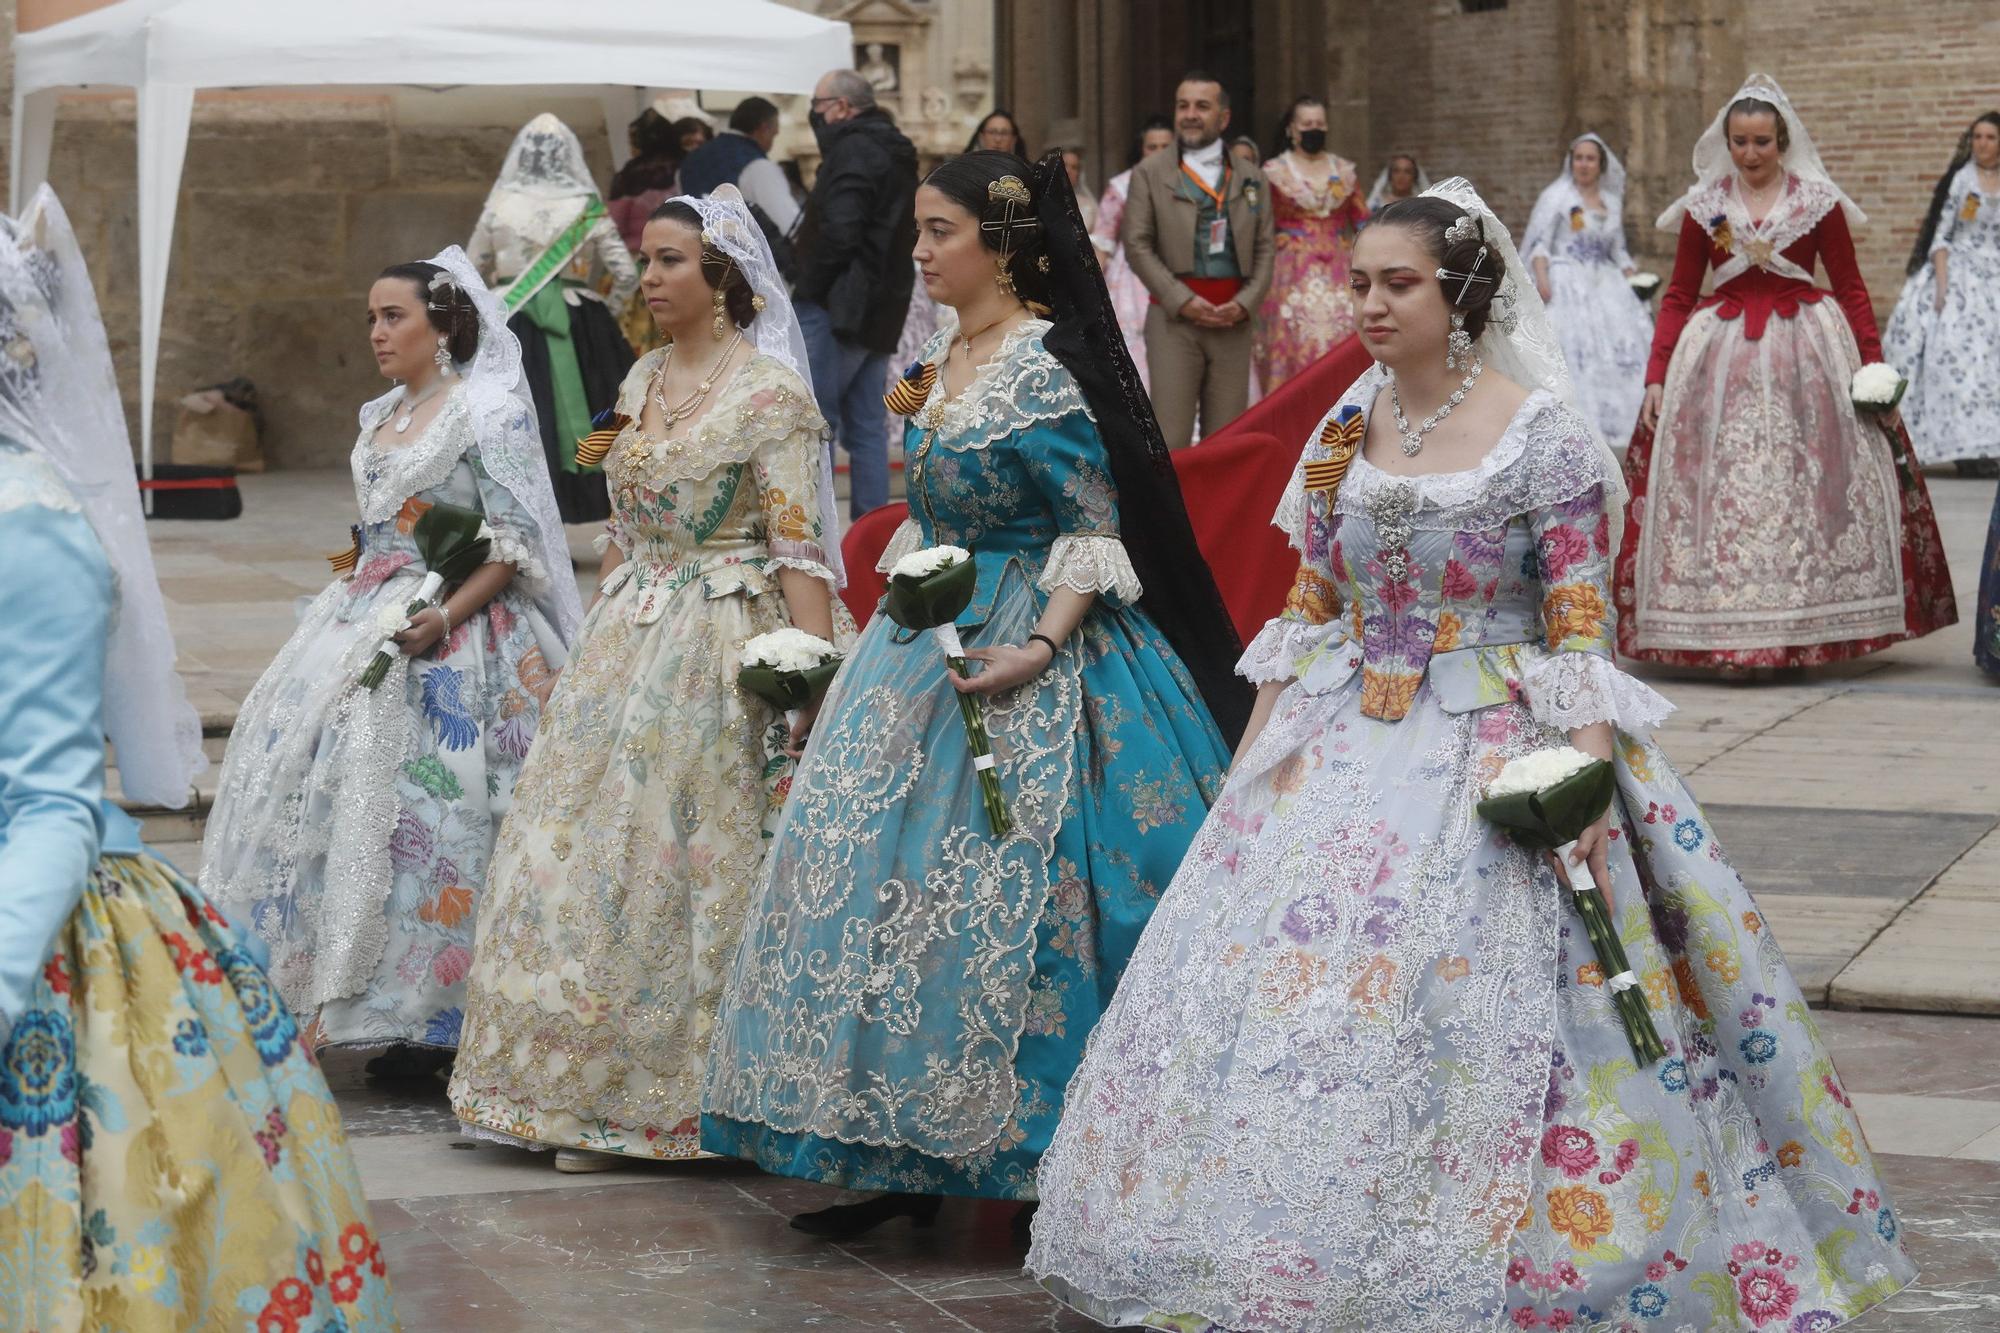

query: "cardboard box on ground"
left=171, top=378, right=265, bottom=473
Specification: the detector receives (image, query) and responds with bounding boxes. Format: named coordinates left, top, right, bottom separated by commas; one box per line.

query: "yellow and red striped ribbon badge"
left=326, top=525, right=361, bottom=574
left=574, top=413, right=630, bottom=469
left=884, top=361, right=939, bottom=417
left=1304, top=407, right=1365, bottom=493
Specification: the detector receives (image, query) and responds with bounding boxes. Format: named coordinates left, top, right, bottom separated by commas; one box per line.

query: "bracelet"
left=430, top=598, right=452, bottom=633
left=1026, top=633, right=1059, bottom=663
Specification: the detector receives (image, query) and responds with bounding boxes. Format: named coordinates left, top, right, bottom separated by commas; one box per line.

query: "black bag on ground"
left=139, top=462, right=242, bottom=520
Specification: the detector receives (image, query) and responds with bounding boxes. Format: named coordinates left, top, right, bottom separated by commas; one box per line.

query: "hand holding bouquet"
left=739, top=628, right=842, bottom=711
left=885, top=545, right=1010, bottom=837
left=1850, top=362, right=1907, bottom=415
left=1478, top=746, right=1666, bottom=1065
left=1627, top=272, right=1662, bottom=300
left=357, top=502, right=493, bottom=689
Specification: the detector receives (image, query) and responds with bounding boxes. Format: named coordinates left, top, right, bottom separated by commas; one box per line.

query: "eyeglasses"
left=809, top=96, right=844, bottom=110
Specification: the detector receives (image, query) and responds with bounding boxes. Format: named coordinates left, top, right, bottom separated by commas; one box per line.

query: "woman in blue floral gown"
left=203, top=247, right=580, bottom=1069
left=701, top=151, right=1249, bottom=1234
left=1028, top=182, right=1914, bottom=1332
left=0, top=188, right=395, bottom=1332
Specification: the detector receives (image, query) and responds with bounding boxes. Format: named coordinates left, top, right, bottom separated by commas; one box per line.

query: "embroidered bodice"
left=343, top=388, right=547, bottom=615
left=596, top=351, right=835, bottom=622
left=1648, top=174, right=1881, bottom=380
left=467, top=193, right=639, bottom=301
left=878, top=319, right=1141, bottom=626
left=1264, top=153, right=1366, bottom=232
left=1931, top=160, right=2000, bottom=263
left=1250, top=366, right=1670, bottom=731
left=1524, top=195, right=1633, bottom=271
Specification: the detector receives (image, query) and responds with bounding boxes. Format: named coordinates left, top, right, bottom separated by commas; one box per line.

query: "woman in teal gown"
left=700, top=151, right=1249, bottom=1234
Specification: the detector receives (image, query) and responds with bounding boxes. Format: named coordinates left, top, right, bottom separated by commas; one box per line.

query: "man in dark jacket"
left=794, top=68, right=918, bottom=519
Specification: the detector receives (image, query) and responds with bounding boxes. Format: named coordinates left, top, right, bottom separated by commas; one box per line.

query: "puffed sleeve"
left=752, top=379, right=839, bottom=587
left=1521, top=459, right=1674, bottom=734
left=1239, top=418, right=1346, bottom=684
left=466, top=442, right=553, bottom=596
left=1816, top=205, right=1885, bottom=364
left=0, top=499, right=113, bottom=1042
left=1645, top=215, right=1714, bottom=385
left=1522, top=184, right=1565, bottom=266
left=1019, top=409, right=1143, bottom=606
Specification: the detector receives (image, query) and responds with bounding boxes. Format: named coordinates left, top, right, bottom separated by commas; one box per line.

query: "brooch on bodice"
left=1368, top=481, right=1419, bottom=583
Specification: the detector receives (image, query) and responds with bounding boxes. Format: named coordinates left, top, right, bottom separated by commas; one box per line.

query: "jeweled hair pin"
left=983, top=174, right=1041, bottom=261
left=1436, top=213, right=1492, bottom=307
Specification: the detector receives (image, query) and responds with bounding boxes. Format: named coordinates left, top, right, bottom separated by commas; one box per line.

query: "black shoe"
left=363, top=1044, right=453, bottom=1088
left=789, top=1192, right=941, bottom=1238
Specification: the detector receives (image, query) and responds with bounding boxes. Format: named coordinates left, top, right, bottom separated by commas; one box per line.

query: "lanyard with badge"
left=1182, top=158, right=1233, bottom=255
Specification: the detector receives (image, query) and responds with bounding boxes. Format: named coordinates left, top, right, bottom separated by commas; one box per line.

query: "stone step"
left=106, top=710, right=234, bottom=848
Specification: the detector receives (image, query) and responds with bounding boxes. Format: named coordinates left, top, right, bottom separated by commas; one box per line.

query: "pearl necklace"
left=1390, top=358, right=1483, bottom=457
left=651, top=329, right=745, bottom=428
left=393, top=378, right=450, bottom=434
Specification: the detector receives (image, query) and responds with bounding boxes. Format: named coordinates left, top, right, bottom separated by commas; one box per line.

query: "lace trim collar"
left=609, top=352, right=819, bottom=490
left=351, top=388, right=473, bottom=523
left=1686, top=174, right=1837, bottom=283
left=917, top=318, right=1090, bottom=451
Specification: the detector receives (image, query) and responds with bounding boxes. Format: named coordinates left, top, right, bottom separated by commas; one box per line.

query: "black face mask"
left=1296, top=128, right=1328, bottom=155
left=809, top=110, right=830, bottom=139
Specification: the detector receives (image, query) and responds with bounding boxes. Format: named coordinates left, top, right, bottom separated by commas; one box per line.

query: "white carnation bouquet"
left=738, top=627, right=842, bottom=713
left=1850, top=362, right=1907, bottom=415
left=1627, top=272, right=1662, bottom=299
left=884, top=544, right=1010, bottom=836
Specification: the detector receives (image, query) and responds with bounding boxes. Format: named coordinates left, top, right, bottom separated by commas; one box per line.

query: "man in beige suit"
left=1122, top=71, right=1277, bottom=448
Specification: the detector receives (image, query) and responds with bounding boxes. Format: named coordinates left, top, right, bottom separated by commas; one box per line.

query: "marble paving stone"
left=1849, top=1092, right=2000, bottom=1158
left=159, top=571, right=317, bottom=603
left=1847, top=1154, right=2000, bottom=1331
left=1834, top=894, right=2000, bottom=1014
left=1704, top=806, right=1995, bottom=900
left=349, top=1132, right=701, bottom=1201
left=1922, top=827, right=2000, bottom=903
left=1683, top=693, right=2000, bottom=816
left=1814, top=1011, right=2000, bottom=1101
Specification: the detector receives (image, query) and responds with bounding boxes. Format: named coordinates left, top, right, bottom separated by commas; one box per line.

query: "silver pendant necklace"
left=393, top=378, right=450, bottom=434
left=1389, top=358, right=1483, bottom=457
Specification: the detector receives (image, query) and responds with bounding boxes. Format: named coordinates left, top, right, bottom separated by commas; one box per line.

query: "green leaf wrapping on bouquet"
left=885, top=556, right=978, bottom=631
left=1475, top=760, right=1616, bottom=850
left=411, top=501, right=493, bottom=582
left=738, top=659, right=841, bottom=712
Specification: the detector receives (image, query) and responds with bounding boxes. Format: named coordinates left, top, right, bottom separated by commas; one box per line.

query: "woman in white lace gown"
left=1883, top=111, right=2000, bottom=472
left=1523, top=134, right=1651, bottom=442
left=202, top=251, right=579, bottom=1072
left=1028, top=182, right=1915, bottom=1333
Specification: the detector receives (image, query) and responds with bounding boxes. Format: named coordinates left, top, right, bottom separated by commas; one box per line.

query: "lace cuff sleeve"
left=1520, top=650, right=1675, bottom=735
left=1038, top=533, right=1142, bottom=603
left=874, top=517, right=923, bottom=575
left=768, top=545, right=839, bottom=587
left=1236, top=615, right=1341, bottom=685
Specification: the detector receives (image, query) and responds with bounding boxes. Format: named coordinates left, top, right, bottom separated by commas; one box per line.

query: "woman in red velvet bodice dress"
left=1614, top=75, right=1956, bottom=670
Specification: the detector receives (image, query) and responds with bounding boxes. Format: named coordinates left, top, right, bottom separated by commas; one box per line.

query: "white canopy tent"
left=11, top=0, right=851, bottom=479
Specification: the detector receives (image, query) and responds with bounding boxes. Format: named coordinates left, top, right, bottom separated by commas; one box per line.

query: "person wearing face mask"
left=1122, top=71, right=1276, bottom=449
left=1615, top=75, right=1956, bottom=673
left=1521, top=133, right=1651, bottom=442
left=1255, top=96, right=1368, bottom=391
left=793, top=68, right=920, bottom=520
left=1091, top=115, right=1176, bottom=389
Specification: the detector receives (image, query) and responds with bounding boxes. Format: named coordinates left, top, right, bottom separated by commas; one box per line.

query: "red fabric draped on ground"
left=840, top=335, right=1377, bottom=638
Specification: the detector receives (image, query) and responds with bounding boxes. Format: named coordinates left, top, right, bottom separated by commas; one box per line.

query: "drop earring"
left=1445, top=311, right=1473, bottom=370
left=434, top=334, right=454, bottom=376
left=712, top=288, right=729, bottom=341
left=994, top=258, right=1019, bottom=302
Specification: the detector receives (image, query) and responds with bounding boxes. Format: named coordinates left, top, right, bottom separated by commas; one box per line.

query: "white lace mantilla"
left=916, top=319, right=1093, bottom=452
left=1039, top=533, right=1141, bottom=601
left=0, top=445, right=80, bottom=516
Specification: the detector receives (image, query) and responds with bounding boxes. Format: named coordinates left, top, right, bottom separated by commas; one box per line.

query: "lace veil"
left=1524, top=133, right=1627, bottom=264
left=360, top=244, right=583, bottom=641
left=0, top=186, right=205, bottom=808
left=486, top=113, right=598, bottom=202
left=672, top=185, right=845, bottom=587
left=1657, top=73, right=1866, bottom=231
left=1367, top=156, right=1431, bottom=210
left=1422, top=177, right=1628, bottom=527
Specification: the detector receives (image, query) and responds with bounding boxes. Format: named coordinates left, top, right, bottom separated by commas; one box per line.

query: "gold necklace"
left=651, top=330, right=745, bottom=427
left=957, top=312, right=1015, bottom=363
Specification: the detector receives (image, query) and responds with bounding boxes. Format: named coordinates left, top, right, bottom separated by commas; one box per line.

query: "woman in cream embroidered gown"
left=1028, top=181, right=1916, bottom=1333
left=449, top=191, right=847, bottom=1169
left=700, top=152, right=1247, bottom=1231
left=1522, top=133, right=1652, bottom=443
left=470, top=113, right=640, bottom=524
left=1883, top=111, right=2000, bottom=471
left=202, top=249, right=579, bottom=1064
left=1614, top=76, right=1955, bottom=670
left=0, top=187, right=396, bottom=1333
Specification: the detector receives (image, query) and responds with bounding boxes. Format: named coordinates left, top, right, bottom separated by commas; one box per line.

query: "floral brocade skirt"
left=700, top=573, right=1231, bottom=1199
left=0, top=852, right=395, bottom=1332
